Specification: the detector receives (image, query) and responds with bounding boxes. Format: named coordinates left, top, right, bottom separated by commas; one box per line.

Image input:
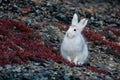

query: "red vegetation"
left=0, top=18, right=74, bottom=66
left=107, top=26, right=120, bottom=36
left=83, top=28, right=120, bottom=52
left=85, top=65, right=106, bottom=74
left=52, top=21, right=69, bottom=30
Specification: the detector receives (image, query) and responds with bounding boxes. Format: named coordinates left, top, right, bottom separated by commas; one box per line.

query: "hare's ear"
left=77, top=18, right=88, bottom=32
left=71, top=13, right=78, bottom=26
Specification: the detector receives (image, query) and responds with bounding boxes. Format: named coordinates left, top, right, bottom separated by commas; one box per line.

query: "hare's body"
left=60, top=13, right=88, bottom=65
left=61, top=34, right=88, bottom=65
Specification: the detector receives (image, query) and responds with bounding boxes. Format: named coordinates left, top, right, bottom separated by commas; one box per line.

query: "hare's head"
left=66, top=13, right=88, bottom=38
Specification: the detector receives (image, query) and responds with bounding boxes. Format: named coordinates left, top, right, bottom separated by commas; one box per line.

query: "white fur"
left=60, top=13, right=88, bottom=65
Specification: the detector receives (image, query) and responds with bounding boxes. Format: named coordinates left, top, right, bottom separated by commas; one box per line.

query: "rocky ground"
left=0, top=0, right=120, bottom=80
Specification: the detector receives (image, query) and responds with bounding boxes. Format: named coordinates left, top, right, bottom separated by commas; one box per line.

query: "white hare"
left=60, top=13, right=88, bottom=65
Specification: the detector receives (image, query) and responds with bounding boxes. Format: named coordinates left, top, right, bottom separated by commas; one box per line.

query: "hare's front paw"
left=73, top=57, right=78, bottom=65
left=73, top=57, right=84, bottom=65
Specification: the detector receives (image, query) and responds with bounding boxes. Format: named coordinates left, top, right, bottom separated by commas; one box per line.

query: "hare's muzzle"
left=66, top=32, right=75, bottom=39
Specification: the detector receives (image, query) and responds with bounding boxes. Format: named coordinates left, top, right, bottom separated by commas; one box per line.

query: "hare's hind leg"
left=66, top=56, right=72, bottom=62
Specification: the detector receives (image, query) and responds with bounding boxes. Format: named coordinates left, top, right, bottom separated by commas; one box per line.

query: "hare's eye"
left=74, top=29, right=76, bottom=31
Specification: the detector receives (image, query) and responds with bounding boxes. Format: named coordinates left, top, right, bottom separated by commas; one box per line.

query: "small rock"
left=5, top=65, right=12, bottom=69
left=105, top=75, right=113, bottom=80
left=0, top=67, right=3, bottom=71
